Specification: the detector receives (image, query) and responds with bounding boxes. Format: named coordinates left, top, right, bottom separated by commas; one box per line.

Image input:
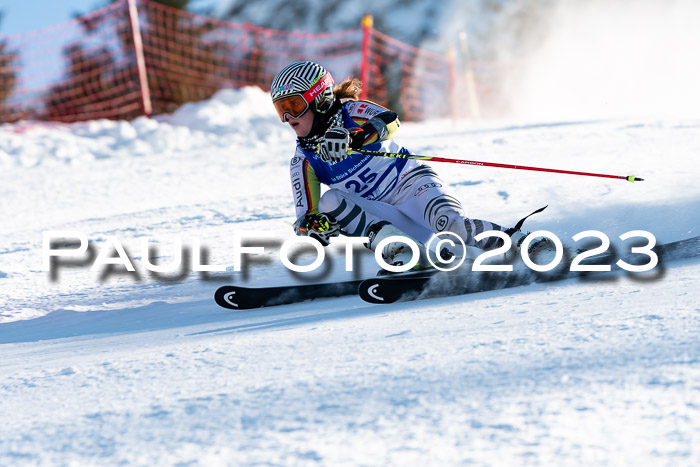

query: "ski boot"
left=367, top=222, right=435, bottom=276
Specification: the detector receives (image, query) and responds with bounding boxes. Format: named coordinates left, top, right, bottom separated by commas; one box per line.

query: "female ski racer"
left=270, top=60, right=532, bottom=270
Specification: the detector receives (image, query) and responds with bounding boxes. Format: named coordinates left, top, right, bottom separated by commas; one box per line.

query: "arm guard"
left=350, top=111, right=400, bottom=149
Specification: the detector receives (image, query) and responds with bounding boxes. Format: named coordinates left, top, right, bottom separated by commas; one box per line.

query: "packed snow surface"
left=1, top=87, right=699, bottom=465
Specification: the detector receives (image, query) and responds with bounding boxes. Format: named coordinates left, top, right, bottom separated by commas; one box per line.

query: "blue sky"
left=0, top=0, right=222, bottom=34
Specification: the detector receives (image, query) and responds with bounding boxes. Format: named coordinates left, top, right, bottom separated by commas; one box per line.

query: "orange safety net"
left=367, top=29, right=453, bottom=121
left=0, top=1, right=143, bottom=123
left=139, top=0, right=363, bottom=116
left=0, top=0, right=497, bottom=124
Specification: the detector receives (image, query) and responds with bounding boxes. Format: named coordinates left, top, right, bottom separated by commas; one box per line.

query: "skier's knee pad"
left=432, top=208, right=467, bottom=236
left=423, top=196, right=466, bottom=234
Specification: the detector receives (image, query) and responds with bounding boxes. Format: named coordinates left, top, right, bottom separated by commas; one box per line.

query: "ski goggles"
left=272, top=94, right=310, bottom=122
left=272, top=72, right=334, bottom=122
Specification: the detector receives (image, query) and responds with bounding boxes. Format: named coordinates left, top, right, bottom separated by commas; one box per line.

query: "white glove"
left=319, top=127, right=350, bottom=163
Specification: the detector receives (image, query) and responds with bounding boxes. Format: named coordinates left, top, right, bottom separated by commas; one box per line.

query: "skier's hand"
left=319, top=127, right=351, bottom=163
left=293, top=212, right=341, bottom=246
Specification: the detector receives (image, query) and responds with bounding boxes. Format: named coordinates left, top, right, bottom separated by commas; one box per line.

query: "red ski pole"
left=352, top=148, right=643, bottom=183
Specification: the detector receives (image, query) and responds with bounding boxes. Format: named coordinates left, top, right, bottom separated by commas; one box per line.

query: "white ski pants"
left=319, top=164, right=507, bottom=250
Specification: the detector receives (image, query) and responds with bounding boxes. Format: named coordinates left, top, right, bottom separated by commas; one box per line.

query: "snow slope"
left=1, top=87, right=699, bottom=465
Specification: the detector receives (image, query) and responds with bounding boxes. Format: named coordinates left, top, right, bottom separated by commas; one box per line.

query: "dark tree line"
left=43, top=0, right=238, bottom=121
left=0, top=12, right=20, bottom=122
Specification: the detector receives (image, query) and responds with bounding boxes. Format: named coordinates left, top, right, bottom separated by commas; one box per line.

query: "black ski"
left=359, top=235, right=700, bottom=304
left=215, top=279, right=363, bottom=310
left=214, top=236, right=699, bottom=309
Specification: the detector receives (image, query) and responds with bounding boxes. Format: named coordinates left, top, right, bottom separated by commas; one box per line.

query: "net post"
left=360, top=14, right=373, bottom=100
left=126, top=0, right=152, bottom=117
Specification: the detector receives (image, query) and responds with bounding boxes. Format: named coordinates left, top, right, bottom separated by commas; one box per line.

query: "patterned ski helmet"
left=270, top=61, right=335, bottom=116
